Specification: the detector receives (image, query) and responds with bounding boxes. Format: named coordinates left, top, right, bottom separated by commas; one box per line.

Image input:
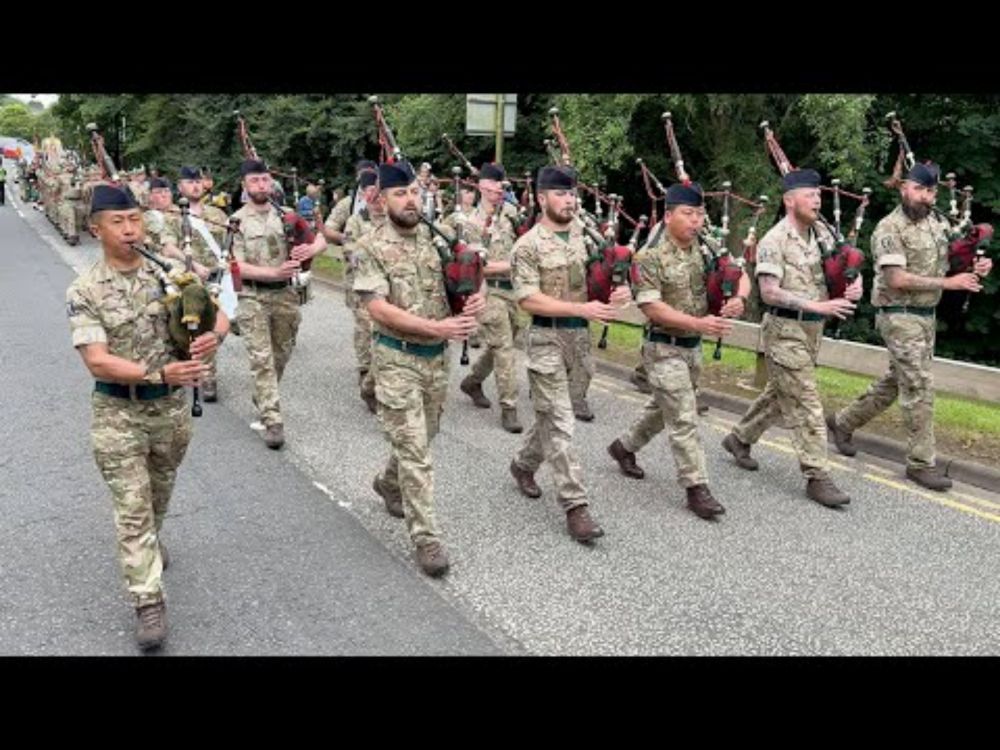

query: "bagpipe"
left=659, top=112, right=759, bottom=358
left=884, top=112, right=992, bottom=313
left=235, top=110, right=316, bottom=304
left=760, top=119, right=867, bottom=301
left=370, top=96, right=485, bottom=360
left=546, top=107, right=638, bottom=347
left=88, top=123, right=219, bottom=417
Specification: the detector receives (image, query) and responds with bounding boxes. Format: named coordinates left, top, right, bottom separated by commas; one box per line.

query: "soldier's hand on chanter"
left=609, top=285, right=633, bottom=307
left=720, top=296, right=745, bottom=319
left=434, top=315, right=479, bottom=341
left=943, top=272, right=982, bottom=293
left=189, top=331, right=221, bottom=360
left=579, top=300, right=620, bottom=324
left=974, top=257, right=993, bottom=277
left=459, top=291, right=487, bottom=318
left=697, top=315, right=733, bottom=337
left=289, top=243, right=315, bottom=263
left=273, top=260, right=301, bottom=280
left=192, top=261, right=211, bottom=282
left=162, top=360, right=209, bottom=387
left=844, top=276, right=864, bottom=302
left=816, top=298, right=857, bottom=320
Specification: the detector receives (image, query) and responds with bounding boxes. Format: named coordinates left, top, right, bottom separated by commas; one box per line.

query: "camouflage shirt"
left=445, top=201, right=519, bottom=270
left=343, top=208, right=385, bottom=281
left=67, top=257, right=181, bottom=372
left=511, top=222, right=589, bottom=304
left=754, top=215, right=831, bottom=303
left=634, top=228, right=708, bottom=338
left=352, top=220, right=450, bottom=346
left=870, top=205, right=951, bottom=308
left=160, top=204, right=230, bottom=267
left=231, top=202, right=292, bottom=267
left=325, top=195, right=353, bottom=234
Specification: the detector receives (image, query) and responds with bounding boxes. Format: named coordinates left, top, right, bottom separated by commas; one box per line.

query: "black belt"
left=487, top=279, right=513, bottom=290
left=876, top=305, right=936, bottom=317
left=244, top=279, right=292, bottom=290
left=767, top=306, right=825, bottom=322
left=375, top=333, right=446, bottom=358
left=645, top=331, right=702, bottom=348
left=94, top=381, right=181, bottom=401
left=531, top=315, right=589, bottom=329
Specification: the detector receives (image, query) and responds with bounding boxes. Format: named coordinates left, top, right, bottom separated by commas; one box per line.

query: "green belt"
left=531, top=315, right=589, bottom=329
left=645, top=331, right=703, bottom=348
left=375, top=333, right=446, bottom=358
left=876, top=305, right=936, bottom=317
left=95, top=381, right=180, bottom=401
left=487, top=279, right=513, bottom=290
left=767, top=306, right=825, bottom=323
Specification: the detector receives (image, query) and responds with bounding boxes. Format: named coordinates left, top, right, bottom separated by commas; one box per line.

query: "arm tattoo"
left=884, top=267, right=943, bottom=291
left=758, top=275, right=809, bottom=311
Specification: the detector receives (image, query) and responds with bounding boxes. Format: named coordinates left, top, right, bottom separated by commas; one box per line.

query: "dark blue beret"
left=905, top=162, right=940, bottom=189
left=665, top=182, right=704, bottom=208
left=356, top=159, right=377, bottom=172
left=149, top=177, right=171, bottom=190
left=179, top=166, right=201, bottom=180
left=240, top=159, right=269, bottom=177
left=359, top=170, right=378, bottom=189
left=479, top=162, right=505, bottom=182
left=781, top=169, right=821, bottom=193
left=536, top=165, right=577, bottom=191
left=378, top=160, right=416, bottom=190
left=90, top=184, right=138, bottom=215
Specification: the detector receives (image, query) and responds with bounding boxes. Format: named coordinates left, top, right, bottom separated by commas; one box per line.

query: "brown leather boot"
left=460, top=376, right=491, bottom=408
left=263, top=423, right=285, bottom=450
left=806, top=474, right=851, bottom=507
left=415, top=541, right=450, bottom=577
left=573, top=401, right=595, bottom=422
left=372, top=474, right=404, bottom=518
left=686, top=484, right=725, bottom=519
left=826, top=413, right=857, bottom=457
left=607, top=439, right=644, bottom=479
left=566, top=506, right=605, bottom=542
left=722, top=432, right=759, bottom=471
left=135, top=602, right=167, bottom=651
left=906, top=466, right=953, bottom=491
left=501, top=407, right=523, bottom=434
left=630, top=370, right=652, bottom=394
left=510, top=460, right=542, bottom=498
left=361, top=390, right=378, bottom=414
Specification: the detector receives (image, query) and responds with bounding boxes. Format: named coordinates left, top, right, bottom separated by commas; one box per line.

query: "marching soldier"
left=159, top=166, right=236, bottom=403
left=66, top=184, right=229, bottom=651
left=143, top=176, right=175, bottom=248
left=827, top=162, right=993, bottom=490
left=721, top=168, right=861, bottom=508
left=231, top=159, right=327, bottom=449
left=508, top=165, right=631, bottom=543
left=342, top=169, right=384, bottom=413
left=56, top=164, right=82, bottom=245
left=606, top=183, right=749, bottom=519
left=453, top=162, right=525, bottom=433
left=353, top=161, right=486, bottom=577
left=323, top=160, right=378, bottom=245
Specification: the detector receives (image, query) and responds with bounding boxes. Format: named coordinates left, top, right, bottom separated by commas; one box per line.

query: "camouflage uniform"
left=231, top=202, right=302, bottom=429
left=343, top=208, right=383, bottom=400
left=353, top=220, right=452, bottom=548
left=160, top=205, right=231, bottom=391
left=57, top=169, right=82, bottom=242
left=617, top=232, right=709, bottom=487
left=447, top=202, right=522, bottom=409
left=731, top=215, right=831, bottom=478
left=325, top=194, right=353, bottom=237
left=833, top=206, right=951, bottom=469
left=511, top=222, right=592, bottom=510
left=66, top=257, right=192, bottom=608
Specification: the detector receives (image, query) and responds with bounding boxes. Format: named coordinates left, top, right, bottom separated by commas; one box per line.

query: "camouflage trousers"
left=91, top=389, right=192, bottom=608
left=345, top=287, right=374, bottom=398
left=236, top=287, right=301, bottom=427
left=514, top=327, right=589, bottom=510
left=733, top=316, right=829, bottom=478
left=620, top=341, right=707, bottom=488
left=568, top=325, right=594, bottom=409
left=466, top=292, right=521, bottom=409
left=374, top=342, right=449, bottom=546
left=836, top=312, right=937, bottom=468
left=58, top=201, right=78, bottom=239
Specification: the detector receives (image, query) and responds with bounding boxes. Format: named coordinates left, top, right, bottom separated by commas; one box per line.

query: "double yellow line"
left=590, top=375, right=1000, bottom=525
